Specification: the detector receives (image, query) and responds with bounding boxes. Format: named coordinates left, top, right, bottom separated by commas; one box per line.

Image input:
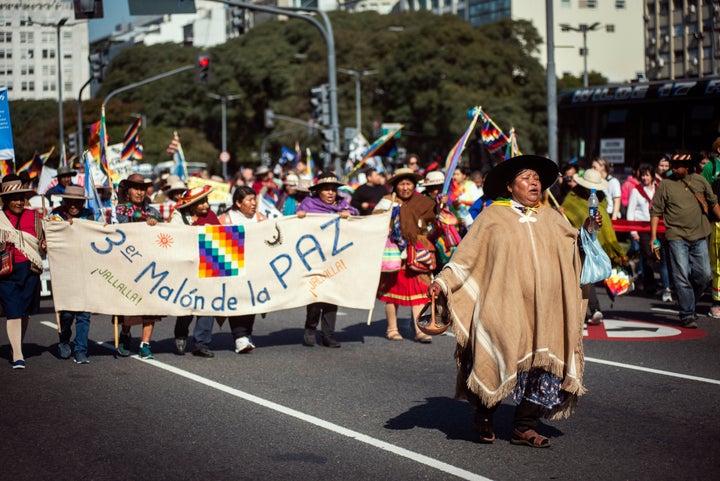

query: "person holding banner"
left=219, top=186, right=268, bottom=353
left=373, top=168, right=436, bottom=343
left=47, top=186, right=95, bottom=364
left=169, top=185, right=219, bottom=358
left=427, top=155, right=594, bottom=448
left=115, top=174, right=164, bottom=359
left=0, top=175, right=46, bottom=369
left=296, top=173, right=358, bottom=347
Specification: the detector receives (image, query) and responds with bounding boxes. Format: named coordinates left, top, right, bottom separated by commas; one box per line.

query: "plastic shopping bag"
left=580, top=228, right=612, bottom=286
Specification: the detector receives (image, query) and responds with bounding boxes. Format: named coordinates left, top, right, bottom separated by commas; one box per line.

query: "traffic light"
left=88, top=51, right=104, bottom=82
left=320, top=128, right=335, bottom=157
left=67, top=132, right=78, bottom=157
left=264, top=109, right=275, bottom=129
left=197, top=53, right=210, bottom=84
left=231, top=7, right=245, bottom=34
left=309, top=84, right=330, bottom=127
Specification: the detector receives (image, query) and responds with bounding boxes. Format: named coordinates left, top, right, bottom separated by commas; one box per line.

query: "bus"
left=557, top=77, right=720, bottom=169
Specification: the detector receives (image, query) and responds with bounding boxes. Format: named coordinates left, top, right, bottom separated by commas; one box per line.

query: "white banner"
left=45, top=213, right=390, bottom=316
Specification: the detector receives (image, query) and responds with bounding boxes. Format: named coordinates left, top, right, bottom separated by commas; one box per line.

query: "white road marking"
left=40, top=321, right=490, bottom=481
left=585, top=357, right=720, bottom=385
left=651, top=307, right=679, bottom=314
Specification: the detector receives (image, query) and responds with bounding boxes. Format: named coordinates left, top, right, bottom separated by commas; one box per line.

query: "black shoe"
left=117, top=333, right=131, bottom=357
left=303, top=329, right=316, bottom=347
left=681, top=317, right=698, bottom=329
left=174, top=338, right=187, bottom=355
left=192, top=346, right=215, bottom=358
left=321, top=336, right=341, bottom=348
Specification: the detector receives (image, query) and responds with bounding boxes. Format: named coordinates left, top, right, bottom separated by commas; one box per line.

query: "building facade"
left=644, top=0, right=720, bottom=80
left=0, top=0, right=90, bottom=101
left=466, top=0, right=645, bottom=84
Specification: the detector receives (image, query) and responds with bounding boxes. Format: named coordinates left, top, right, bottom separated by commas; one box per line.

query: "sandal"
left=510, top=428, right=551, bottom=448
left=386, top=329, right=403, bottom=341
left=414, top=334, right=432, bottom=344
left=474, top=415, right=495, bottom=444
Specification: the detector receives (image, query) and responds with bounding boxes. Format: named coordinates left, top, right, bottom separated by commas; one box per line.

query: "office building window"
left=20, top=49, right=33, bottom=59
left=64, top=81, right=72, bottom=93
left=0, top=32, right=11, bottom=43
left=579, top=0, right=597, bottom=8
left=615, top=0, right=625, bottom=8
left=42, top=49, right=56, bottom=59
left=21, top=65, right=34, bottom=75
left=20, top=32, right=33, bottom=43
left=0, top=49, right=11, bottom=59
left=5, top=81, right=12, bottom=91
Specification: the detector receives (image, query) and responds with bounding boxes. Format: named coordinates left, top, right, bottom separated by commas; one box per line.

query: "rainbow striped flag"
left=0, top=158, right=12, bottom=177
left=167, top=131, right=187, bottom=180
left=442, top=107, right=480, bottom=195
left=481, top=119, right=507, bottom=154
left=121, top=118, right=142, bottom=162
left=305, top=148, right=316, bottom=177
left=17, top=145, right=53, bottom=179
left=99, top=106, right=112, bottom=181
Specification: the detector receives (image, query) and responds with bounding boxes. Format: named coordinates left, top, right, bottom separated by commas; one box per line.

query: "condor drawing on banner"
left=600, top=138, right=625, bottom=164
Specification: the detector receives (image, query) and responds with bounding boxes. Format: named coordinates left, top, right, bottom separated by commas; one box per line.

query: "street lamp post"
left=337, top=68, right=377, bottom=135
left=560, top=22, right=601, bottom=88
left=207, top=93, right=242, bottom=180
left=31, top=17, right=69, bottom=165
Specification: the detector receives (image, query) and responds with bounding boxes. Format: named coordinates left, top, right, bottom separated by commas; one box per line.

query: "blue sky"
left=87, top=0, right=134, bottom=42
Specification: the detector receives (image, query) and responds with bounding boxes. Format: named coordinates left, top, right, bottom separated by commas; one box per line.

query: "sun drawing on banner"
left=198, top=225, right=244, bottom=278
left=156, top=233, right=174, bottom=248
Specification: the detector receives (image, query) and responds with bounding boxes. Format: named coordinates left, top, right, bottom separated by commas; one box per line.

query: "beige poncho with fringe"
left=433, top=202, right=586, bottom=419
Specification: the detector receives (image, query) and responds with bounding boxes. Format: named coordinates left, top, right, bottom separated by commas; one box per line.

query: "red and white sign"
left=219, top=151, right=230, bottom=163
left=584, top=318, right=706, bottom=342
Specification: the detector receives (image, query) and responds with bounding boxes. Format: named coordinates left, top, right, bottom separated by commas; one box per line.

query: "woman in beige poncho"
left=428, top=155, right=600, bottom=448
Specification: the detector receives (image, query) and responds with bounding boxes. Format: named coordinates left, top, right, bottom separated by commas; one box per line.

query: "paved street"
left=1, top=288, right=719, bottom=481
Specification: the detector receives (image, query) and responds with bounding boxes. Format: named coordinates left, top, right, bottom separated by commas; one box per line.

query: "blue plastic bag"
left=580, top=228, right=612, bottom=286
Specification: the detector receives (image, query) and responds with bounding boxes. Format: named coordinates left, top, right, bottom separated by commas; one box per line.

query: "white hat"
left=421, top=170, right=445, bottom=188
left=573, top=168, right=609, bottom=191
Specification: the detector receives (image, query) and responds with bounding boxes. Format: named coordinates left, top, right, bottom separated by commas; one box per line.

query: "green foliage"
left=558, top=71, right=609, bottom=90
left=8, top=11, right=557, bottom=175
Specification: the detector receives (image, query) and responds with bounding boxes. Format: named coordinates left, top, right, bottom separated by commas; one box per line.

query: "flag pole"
left=54, top=311, right=61, bottom=334
left=113, top=315, right=119, bottom=350
left=341, top=124, right=403, bottom=183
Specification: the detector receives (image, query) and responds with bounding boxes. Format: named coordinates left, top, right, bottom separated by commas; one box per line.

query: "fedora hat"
left=389, top=167, right=423, bottom=186
left=296, top=178, right=312, bottom=193
left=572, top=168, right=610, bottom=191
left=119, top=173, right=152, bottom=191
left=164, top=178, right=187, bottom=196
left=284, top=173, right=299, bottom=186
left=0, top=175, right=37, bottom=197
left=254, top=166, right=270, bottom=177
left=57, top=185, right=90, bottom=200
left=669, top=153, right=694, bottom=164
left=310, top=172, right=344, bottom=191
left=484, top=155, right=559, bottom=201
left=55, top=166, right=77, bottom=178
left=420, top=170, right=445, bottom=188
left=175, top=185, right=213, bottom=210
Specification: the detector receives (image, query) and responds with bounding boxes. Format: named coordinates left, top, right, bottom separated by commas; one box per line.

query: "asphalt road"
left=1, top=288, right=719, bottom=481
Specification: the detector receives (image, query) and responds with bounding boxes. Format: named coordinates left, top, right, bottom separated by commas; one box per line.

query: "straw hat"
left=310, top=172, right=344, bottom=191
left=389, top=167, right=423, bottom=186
left=572, top=168, right=610, bottom=191
left=175, top=185, right=213, bottom=210
left=484, top=155, right=559, bottom=200
left=0, top=176, right=37, bottom=197
left=296, top=179, right=312, bottom=193
left=57, top=185, right=89, bottom=200
left=420, top=170, right=445, bottom=188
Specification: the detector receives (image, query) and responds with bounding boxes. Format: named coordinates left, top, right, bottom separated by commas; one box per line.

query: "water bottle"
left=588, top=189, right=599, bottom=219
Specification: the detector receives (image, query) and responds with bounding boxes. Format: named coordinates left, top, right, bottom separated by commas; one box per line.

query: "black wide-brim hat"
left=483, top=155, right=559, bottom=201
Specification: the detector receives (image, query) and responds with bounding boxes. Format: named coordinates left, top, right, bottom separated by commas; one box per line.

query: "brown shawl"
left=397, top=192, right=436, bottom=243
left=433, top=203, right=586, bottom=419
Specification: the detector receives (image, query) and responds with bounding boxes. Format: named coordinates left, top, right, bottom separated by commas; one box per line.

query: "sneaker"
left=587, top=310, right=603, bottom=325
left=117, top=333, right=131, bottom=357
left=662, top=289, right=673, bottom=303
left=681, top=317, right=698, bottom=329
left=58, top=342, right=72, bottom=359
left=174, top=338, right=187, bottom=355
left=73, top=351, right=90, bottom=364
left=11, top=359, right=26, bottom=369
left=138, top=343, right=154, bottom=360
left=708, top=305, right=720, bottom=319
left=234, top=336, right=255, bottom=354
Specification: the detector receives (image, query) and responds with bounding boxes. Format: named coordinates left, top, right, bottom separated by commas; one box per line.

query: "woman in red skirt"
left=374, top=168, right=437, bottom=343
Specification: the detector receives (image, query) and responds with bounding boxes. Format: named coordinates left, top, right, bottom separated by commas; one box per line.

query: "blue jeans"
left=193, top=316, right=215, bottom=347
left=667, top=238, right=711, bottom=320
left=59, top=311, right=91, bottom=354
